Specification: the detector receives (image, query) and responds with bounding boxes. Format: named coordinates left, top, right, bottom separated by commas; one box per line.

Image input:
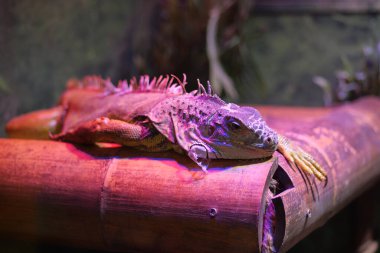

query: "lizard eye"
left=224, top=116, right=243, bottom=131
left=229, top=121, right=241, bottom=130
left=226, top=120, right=241, bottom=130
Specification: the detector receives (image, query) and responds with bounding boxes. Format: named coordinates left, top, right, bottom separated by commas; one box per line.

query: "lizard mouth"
left=210, top=141, right=275, bottom=160
left=252, top=143, right=277, bottom=152
left=234, top=139, right=277, bottom=152
left=249, top=145, right=276, bottom=155
left=248, top=135, right=278, bottom=152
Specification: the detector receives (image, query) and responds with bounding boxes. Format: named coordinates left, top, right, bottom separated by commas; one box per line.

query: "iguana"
left=6, top=75, right=327, bottom=181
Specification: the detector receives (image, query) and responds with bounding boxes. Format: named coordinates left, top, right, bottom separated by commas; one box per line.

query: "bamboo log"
left=261, top=97, right=380, bottom=252
left=0, top=139, right=277, bottom=252
left=0, top=97, right=379, bottom=252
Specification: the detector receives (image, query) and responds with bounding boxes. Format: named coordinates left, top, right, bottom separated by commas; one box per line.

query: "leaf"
left=340, top=55, right=354, bottom=75
left=0, top=77, right=10, bottom=93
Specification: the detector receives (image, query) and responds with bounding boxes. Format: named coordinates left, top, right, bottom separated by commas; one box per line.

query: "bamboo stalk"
left=0, top=139, right=276, bottom=252
left=0, top=97, right=379, bottom=252
left=261, top=97, right=380, bottom=252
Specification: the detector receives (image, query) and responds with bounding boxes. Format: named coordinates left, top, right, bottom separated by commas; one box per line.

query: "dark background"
left=0, top=1, right=379, bottom=252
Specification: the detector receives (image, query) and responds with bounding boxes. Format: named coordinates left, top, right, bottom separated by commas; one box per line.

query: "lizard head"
left=196, top=103, right=278, bottom=160
left=149, top=94, right=278, bottom=170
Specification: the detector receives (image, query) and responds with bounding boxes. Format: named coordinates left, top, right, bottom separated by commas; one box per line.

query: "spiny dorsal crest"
left=65, top=74, right=188, bottom=95
left=66, top=74, right=223, bottom=100
left=192, top=79, right=225, bottom=104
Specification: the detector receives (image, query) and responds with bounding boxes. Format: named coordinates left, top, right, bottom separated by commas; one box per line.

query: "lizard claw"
left=188, top=144, right=210, bottom=173
left=49, top=131, right=63, bottom=141
left=277, top=135, right=327, bottom=181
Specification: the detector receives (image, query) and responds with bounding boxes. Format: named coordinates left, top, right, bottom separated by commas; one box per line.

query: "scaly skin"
left=6, top=75, right=327, bottom=181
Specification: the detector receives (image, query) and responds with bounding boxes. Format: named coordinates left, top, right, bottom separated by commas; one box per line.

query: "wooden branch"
left=0, top=97, right=379, bottom=252
left=206, top=3, right=239, bottom=99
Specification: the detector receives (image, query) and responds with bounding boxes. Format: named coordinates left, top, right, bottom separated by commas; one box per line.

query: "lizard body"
left=6, top=75, right=327, bottom=181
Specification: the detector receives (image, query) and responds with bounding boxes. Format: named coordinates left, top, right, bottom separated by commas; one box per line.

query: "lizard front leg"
left=50, top=117, right=159, bottom=148
left=277, top=135, right=327, bottom=181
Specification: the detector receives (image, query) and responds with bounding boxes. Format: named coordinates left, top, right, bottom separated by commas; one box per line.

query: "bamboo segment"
left=0, top=96, right=379, bottom=252
left=260, top=97, right=380, bottom=252
left=0, top=139, right=276, bottom=252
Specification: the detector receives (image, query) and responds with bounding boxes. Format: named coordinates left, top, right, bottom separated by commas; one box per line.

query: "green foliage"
left=315, top=41, right=380, bottom=105
left=1, top=0, right=134, bottom=112
left=0, top=76, right=10, bottom=93
left=239, top=14, right=380, bottom=105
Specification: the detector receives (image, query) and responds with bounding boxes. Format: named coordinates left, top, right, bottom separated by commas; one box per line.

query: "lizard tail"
left=5, top=106, right=65, bottom=140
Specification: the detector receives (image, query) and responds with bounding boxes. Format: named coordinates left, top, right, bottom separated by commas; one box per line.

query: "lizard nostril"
left=265, top=136, right=277, bottom=149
